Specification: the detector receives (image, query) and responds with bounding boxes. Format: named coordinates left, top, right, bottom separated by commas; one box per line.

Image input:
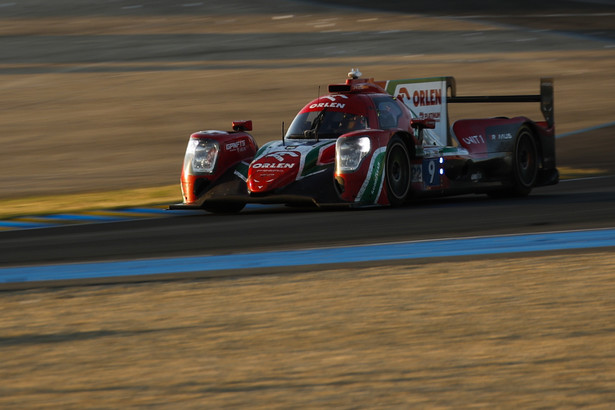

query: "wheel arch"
left=391, top=130, right=417, bottom=159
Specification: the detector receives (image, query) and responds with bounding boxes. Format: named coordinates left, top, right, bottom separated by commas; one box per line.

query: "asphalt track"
left=2, top=228, right=615, bottom=289
left=1, top=162, right=614, bottom=270
left=1, top=0, right=614, bottom=282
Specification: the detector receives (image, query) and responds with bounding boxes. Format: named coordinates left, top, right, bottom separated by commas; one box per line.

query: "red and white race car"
left=170, top=69, right=558, bottom=213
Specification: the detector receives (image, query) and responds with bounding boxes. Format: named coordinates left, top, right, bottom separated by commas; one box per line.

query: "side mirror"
left=232, top=120, right=253, bottom=132
left=410, top=119, right=436, bottom=130
left=410, top=119, right=436, bottom=145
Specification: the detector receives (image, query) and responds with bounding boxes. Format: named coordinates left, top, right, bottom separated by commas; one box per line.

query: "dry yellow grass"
left=1, top=252, right=615, bottom=408
left=0, top=185, right=180, bottom=219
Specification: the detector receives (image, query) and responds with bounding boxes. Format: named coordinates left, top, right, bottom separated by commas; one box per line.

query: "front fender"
left=181, top=130, right=257, bottom=204
left=334, top=130, right=391, bottom=205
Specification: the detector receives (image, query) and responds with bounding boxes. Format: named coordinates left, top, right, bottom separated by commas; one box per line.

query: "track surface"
left=1, top=0, right=614, bottom=269
left=2, top=173, right=615, bottom=268
left=0, top=123, right=614, bottom=269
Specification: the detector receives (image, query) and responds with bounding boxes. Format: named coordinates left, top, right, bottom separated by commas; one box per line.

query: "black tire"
left=202, top=202, right=246, bottom=214
left=511, top=126, right=538, bottom=196
left=385, top=136, right=411, bottom=206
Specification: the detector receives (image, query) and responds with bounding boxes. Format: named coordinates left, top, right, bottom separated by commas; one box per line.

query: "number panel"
left=423, top=158, right=441, bottom=187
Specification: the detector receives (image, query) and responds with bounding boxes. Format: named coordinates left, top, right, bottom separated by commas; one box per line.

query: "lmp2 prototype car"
left=170, top=69, right=558, bottom=213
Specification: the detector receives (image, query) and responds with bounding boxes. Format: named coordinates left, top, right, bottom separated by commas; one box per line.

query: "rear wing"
left=378, top=77, right=554, bottom=146
left=448, top=78, right=554, bottom=128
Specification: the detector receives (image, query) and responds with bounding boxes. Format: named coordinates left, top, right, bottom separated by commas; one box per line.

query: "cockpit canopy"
left=285, top=110, right=369, bottom=139
left=284, top=90, right=408, bottom=140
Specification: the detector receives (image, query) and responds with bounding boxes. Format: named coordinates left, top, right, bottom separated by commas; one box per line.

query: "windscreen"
left=285, top=110, right=369, bottom=140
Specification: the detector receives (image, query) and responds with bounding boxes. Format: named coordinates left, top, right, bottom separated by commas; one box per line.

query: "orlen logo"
left=252, top=163, right=295, bottom=169
left=398, top=87, right=442, bottom=107
left=309, top=94, right=348, bottom=109
left=252, top=151, right=299, bottom=169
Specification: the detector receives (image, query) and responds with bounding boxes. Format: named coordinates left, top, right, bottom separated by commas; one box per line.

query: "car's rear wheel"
left=511, top=126, right=538, bottom=196
left=202, top=202, right=246, bottom=214
left=385, top=136, right=411, bottom=206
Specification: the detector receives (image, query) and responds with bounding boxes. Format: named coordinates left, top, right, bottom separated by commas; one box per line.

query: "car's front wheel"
left=385, top=136, right=411, bottom=206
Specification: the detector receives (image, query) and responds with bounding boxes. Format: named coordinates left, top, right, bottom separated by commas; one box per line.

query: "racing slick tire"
left=511, top=126, right=538, bottom=196
left=202, top=202, right=246, bottom=214
left=385, top=136, right=411, bottom=207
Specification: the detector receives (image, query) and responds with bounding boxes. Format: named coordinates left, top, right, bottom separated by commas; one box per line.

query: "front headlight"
left=184, top=138, right=219, bottom=175
left=336, top=136, right=371, bottom=172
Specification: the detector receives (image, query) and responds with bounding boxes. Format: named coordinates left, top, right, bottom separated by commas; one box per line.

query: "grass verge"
left=0, top=185, right=181, bottom=220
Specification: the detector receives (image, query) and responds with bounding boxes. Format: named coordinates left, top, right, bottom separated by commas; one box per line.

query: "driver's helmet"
left=339, top=114, right=366, bottom=131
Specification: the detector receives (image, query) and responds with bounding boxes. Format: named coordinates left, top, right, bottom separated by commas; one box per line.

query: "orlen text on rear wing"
left=379, top=77, right=554, bottom=146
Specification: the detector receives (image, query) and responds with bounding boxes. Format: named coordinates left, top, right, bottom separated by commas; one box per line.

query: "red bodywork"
left=180, top=130, right=257, bottom=204
left=171, top=72, right=557, bottom=213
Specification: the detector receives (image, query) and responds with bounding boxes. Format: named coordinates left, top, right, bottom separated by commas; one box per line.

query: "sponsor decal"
left=411, top=164, right=423, bottom=183
left=417, top=112, right=441, bottom=121
left=356, top=147, right=386, bottom=204
left=252, top=162, right=295, bottom=169
left=462, top=135, right=485, bottom=145
left=388, top=79, right=449, bottom=146
left=397, top=88, right=442, bottom=107
left=225, top=139, right=247, bottom=152
left=309, top=102, right=346, bottom=109
left=490, top=132, right=513, bottom=141
left=251, top=141, right=335, bottom=181
left=484, top=125, right=518, bottom=151
left=308, top=94, right=348, bottom=110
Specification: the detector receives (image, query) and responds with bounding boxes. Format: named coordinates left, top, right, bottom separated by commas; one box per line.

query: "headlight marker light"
left=336, top=136, right=371, bottom=173
left=184, top=138, right=219, bottom=175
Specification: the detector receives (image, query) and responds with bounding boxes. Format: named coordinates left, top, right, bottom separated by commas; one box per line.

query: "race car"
left=170, top=69, right=558, bottom=213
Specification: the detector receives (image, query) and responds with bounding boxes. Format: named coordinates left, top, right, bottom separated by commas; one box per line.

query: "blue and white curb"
left=1, top=228, right=614, bottom=286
